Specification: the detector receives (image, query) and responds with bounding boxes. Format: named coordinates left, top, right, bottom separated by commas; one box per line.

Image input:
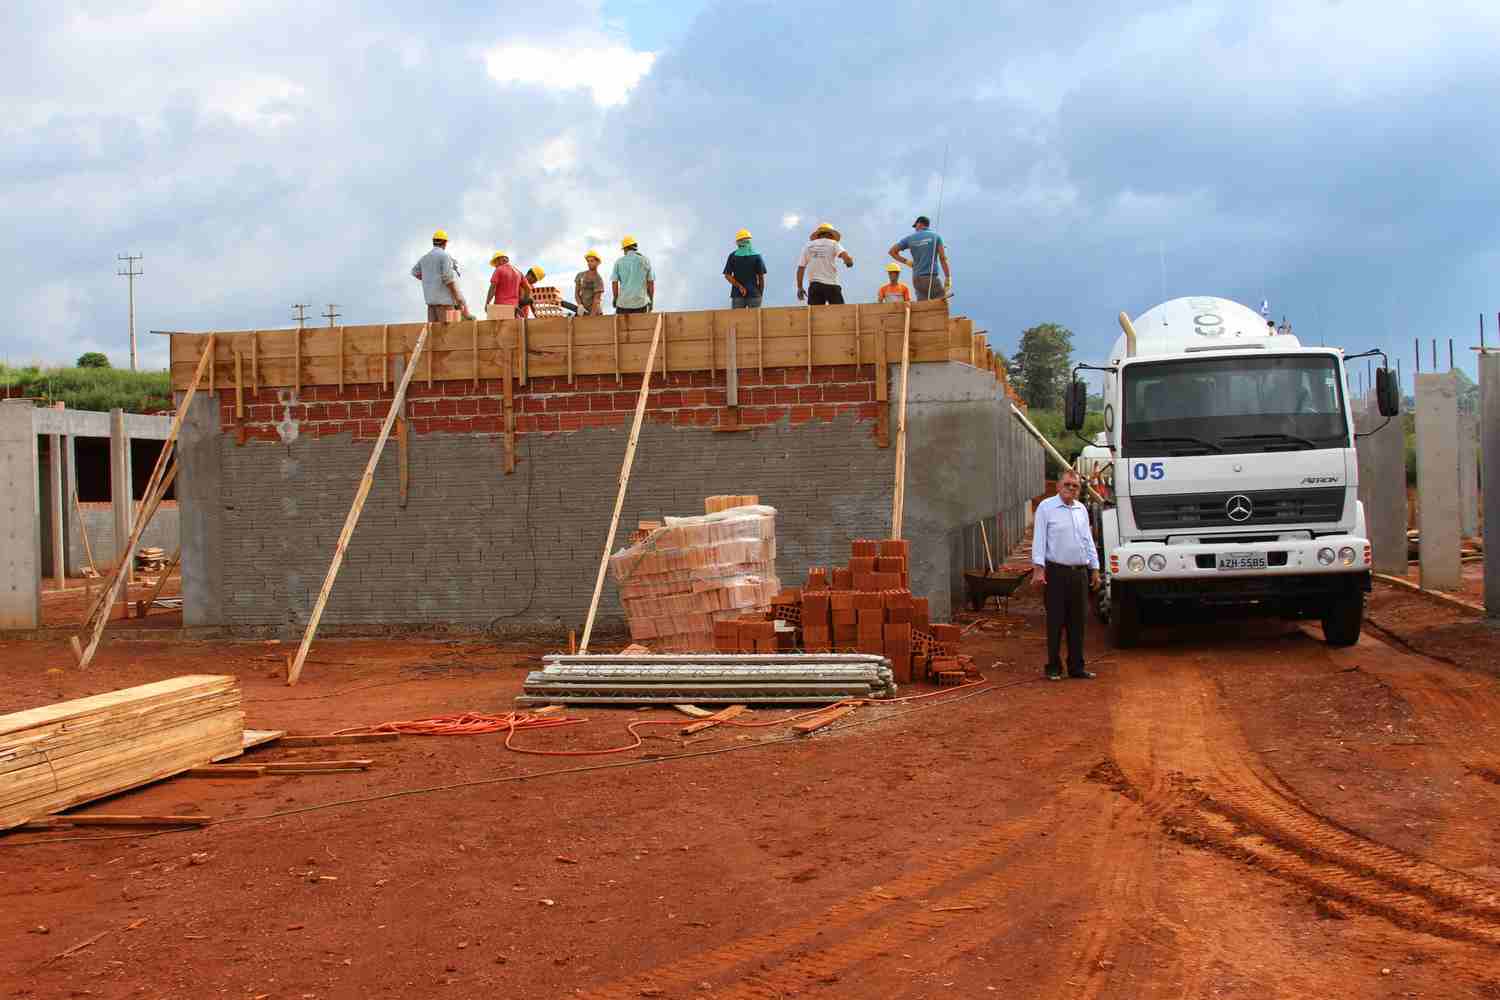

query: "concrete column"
left=1482, top=352, right=1499, bottom=617
left=1415, top=373, right=1462, bottom=590
left=48, top=432, right=64, bottom=588
left=0, top=399, right=41, bottom=628
left=177, top=393, right=224, bottom=626
left=109, top=408, right=133, bottom=582
left=63, top=433, right=78, bottom=575
left=1355, top=392, right=1408, bottom=575
left=1458, top=410, right=1480, bottom=539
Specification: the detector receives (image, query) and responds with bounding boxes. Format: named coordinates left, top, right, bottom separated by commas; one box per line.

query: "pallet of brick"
left=0, top=675, right=244, bottom=831
left=610, top=504, right=781, bottom=652
left=704, top=494, right=760, bottom=514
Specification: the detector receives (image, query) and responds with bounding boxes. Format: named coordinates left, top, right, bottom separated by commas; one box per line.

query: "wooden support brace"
left=251, top=331, right=259, bottom=393
left=566, top=316, right=575, bottom=383
left=425, top=328, right=433, bottom=388
left=396, top=413, right=409, bottom=509
left=471, top=320, right=480, bottom=393
left=875, top=315, right=890, bottom=448
left=234, top=351, right=244, bottom=418
left=854, top=304, right=862, bottom=370
left=613, top=315, right=621, bottom=383
left=580, top=314, right=665, bottom=653
left=286, top=324, right=432, bottom=685
left=520, top=317, right=528, bottom=385
left=757, top=308, right=764, bottom=378
left=503, top=336, right=516, bottom=474
left=892, top=304, right=912, bottom=538
left=294, top=328, right=301, bottom=396
left=338, top=328, right=345, bottom=394
left=806, top=307, right=813, bottom=382
left=380, top=325, right=389, bottom=391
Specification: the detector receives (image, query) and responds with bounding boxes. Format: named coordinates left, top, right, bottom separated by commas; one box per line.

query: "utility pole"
left=117, top=254, right=143, bottom=370
left=322, top=304, right=341, bottom=327
left=292, top=304, right=310, bottom=329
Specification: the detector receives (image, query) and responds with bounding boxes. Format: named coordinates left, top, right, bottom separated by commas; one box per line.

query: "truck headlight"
left=1317, top=547, right=1335, bottom=565
left=1147, top=553, right=1167, bottom=572
left=1127, top=555, right=1146, bottom=573
left=1338, top=546, right=1356, bottom=566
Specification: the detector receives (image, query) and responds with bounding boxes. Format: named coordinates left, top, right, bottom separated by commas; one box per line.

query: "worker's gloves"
left=796, top=288, right=806, bottom=301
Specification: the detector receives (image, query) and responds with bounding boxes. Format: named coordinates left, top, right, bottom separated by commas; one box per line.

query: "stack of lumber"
left=1, top=676, right=244, bottom=832
left=518, top=653, right=896, bottom=706
left=610, top=503, right=781, bottom=651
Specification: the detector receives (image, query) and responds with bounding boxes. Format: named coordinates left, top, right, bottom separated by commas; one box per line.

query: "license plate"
left=1217, top=552, right=1267, bottom=571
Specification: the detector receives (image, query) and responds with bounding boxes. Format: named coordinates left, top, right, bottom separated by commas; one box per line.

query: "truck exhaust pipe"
left=1118, top=311, right=1138, bottom=357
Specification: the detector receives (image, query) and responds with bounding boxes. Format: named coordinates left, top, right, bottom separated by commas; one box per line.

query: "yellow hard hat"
left=620, top=235, right=637, bottom=249
left=885, top=262, right=901, bottom=273
left=814, top=221, right=835, bottom=234
left=528, top=266, right=546, bottom=282
left=490, top=250, right=508, bottom=265
left=735, top=228, right=752, bottom=241
left=433, top=229, right=449, bottom=242
left=584, top=249, right=601, bottom=261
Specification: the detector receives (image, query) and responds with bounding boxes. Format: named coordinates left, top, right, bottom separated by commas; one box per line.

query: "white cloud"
left=484, top=43, right=656, bottom=107
left=780, top=214, right=800, bottom=229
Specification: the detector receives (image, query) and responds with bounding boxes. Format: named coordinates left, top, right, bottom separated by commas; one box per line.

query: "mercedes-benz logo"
left=1225, top=494, right=1254, bottom=522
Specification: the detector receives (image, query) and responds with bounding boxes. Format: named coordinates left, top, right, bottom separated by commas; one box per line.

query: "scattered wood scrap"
left=20, top=814, right=211, bottom=829
left=681, top=704, right=746, bottom=735
left=792, top=704, right=856, bottom=735
left=0, top=675, right=243, bottom=832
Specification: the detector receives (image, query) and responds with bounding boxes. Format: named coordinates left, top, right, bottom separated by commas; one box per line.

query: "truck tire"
left=1109, top=583, right=1140, bottom=649
left=1321, top=591, right=1364, bottom=647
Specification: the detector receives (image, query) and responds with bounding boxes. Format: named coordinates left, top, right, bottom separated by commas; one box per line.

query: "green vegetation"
left=1029, top=408, right=1106, bottom=476
left=76, top=352, right=111, bottom=369
left=0, top=363, right=173, bottom=413
left=1010, top=323, right=1074, bottom=410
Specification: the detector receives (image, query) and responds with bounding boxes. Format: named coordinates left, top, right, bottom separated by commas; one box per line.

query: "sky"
left=3, top=0, right=1498, bottom=393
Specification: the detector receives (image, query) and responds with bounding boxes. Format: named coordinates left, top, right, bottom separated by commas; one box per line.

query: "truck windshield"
left=1122, top=355, right=1348, bottom=458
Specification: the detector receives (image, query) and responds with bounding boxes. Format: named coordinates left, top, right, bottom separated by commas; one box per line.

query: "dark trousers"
left=1045, top=562, right=1088, bottom=675
left=807, top=281, right=844, bottom=305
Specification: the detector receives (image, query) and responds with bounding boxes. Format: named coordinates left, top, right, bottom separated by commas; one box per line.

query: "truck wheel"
left=1321, top=591, right=1364, bottom=647
left=1109, top=583, right=1140, bottom=649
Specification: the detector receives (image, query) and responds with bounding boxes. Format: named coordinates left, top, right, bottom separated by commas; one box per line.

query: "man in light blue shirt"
left=410, top=229, right=473, bottom=322
left=1031, top=469, right=1101, bottom=680
left=610, top=236, right=655, bottom=313
left=889, top=215, right=951, bottom=302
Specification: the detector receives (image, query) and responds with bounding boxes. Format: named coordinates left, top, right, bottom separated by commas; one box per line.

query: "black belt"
left=1046, top=562, right=1088, bottom=571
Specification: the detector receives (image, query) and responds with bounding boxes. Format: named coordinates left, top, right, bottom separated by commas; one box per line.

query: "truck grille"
left=1131, top=487, right=1345, bottom=531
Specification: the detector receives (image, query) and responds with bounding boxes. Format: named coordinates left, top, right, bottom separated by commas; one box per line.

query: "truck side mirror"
left=1064, top=380, right=1087, bottom=430
left=1375, top=367, right=1400, bottom=418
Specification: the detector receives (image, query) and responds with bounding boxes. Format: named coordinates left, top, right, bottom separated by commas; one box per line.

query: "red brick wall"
left=217, top=365, right=882, bottom=442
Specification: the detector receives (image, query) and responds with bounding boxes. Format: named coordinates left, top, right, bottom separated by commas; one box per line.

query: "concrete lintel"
left=0, top=400, right=42, bottom=628
left=30, top=407, right=172, bottom=440
left=1414, top=373, right=1462, bottom=590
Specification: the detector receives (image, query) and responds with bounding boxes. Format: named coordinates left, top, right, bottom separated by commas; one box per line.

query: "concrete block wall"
left=64, top=503, right=179, bottom=574
left=180, top=361, right=1043, bottom=632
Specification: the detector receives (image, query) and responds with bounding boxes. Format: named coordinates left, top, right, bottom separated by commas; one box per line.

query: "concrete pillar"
left=1415, top=373, right=1462, bottom=590
left=1482, top=353, right=1499, bottom=617
left=63, top=433, right=78, bottom=575
left=48, top=432, right=64, bottom=589
left=1458, top=410, right=1480, bottom=539
left=109, top=408, right=133, bottom=582
left=177, top=393, right=224, bottom=626
left=0, top=400, right=41, bottom=628
left=1355, top=392, right=1408, bottom=575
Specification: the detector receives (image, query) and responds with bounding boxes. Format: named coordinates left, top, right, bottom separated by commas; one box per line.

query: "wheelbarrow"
left=963, top=568, right=1034, bottom=614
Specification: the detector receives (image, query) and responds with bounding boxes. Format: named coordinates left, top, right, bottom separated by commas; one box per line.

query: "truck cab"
left=1075, top=296, right=1393, bottom=647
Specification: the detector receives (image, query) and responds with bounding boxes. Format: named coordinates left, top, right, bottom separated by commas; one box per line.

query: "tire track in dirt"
left=578, top=799, right=1066, bottom=999
left=1107, top=648, right=1500, bottom=963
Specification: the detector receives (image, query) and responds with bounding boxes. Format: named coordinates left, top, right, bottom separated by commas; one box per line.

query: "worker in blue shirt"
left=1031, top=469, right=1101, bottom=680
left=888, top=215, right=951, bottom=301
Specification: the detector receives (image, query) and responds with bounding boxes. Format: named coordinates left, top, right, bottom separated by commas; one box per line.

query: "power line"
left=116, top=254, right=143, bottom=371
left=322, top=304, right=341, bottom=327
left=292, top=304, right=310, bottom=329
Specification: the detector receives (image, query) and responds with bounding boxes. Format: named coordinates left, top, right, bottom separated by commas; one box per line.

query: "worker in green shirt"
left=611, top=236, right=655, bottom=314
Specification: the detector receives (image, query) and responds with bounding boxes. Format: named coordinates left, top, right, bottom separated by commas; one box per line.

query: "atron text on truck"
left=1063, top=296, right=1400, bottom=647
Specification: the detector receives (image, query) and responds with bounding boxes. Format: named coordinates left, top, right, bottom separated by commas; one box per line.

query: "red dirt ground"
left=4, top=572, right=1500, bottom=999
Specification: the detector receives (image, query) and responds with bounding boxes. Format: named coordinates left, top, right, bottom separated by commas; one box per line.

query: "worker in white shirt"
left=1031, top=469, right=1101, bottom=680
left=796, top=222, right=853, bottom=305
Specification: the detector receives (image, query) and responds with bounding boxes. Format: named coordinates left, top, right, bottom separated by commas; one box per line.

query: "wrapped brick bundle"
left=609, top=505, right=781, bottom=651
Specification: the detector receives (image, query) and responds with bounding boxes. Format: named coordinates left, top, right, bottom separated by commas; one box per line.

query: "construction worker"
left=518, top=266, right=546, bottom=318
left=723, top=229, right=766, bottom=308
left=575, top=251, right=605, bottom=315
left=877, top=262, right=911, bottom=304
left=483, top=251, right=530, bottom=318
left=888, top=215, right=951, bottom=301
left=796, top=222, right=853, bottom=305
left=411, top=229, right=473, bottom=322
left=611, top=236, right=655, bottom=314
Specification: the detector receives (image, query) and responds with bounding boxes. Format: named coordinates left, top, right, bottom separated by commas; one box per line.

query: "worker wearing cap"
left=889, top=216, right=951, bottom=301
left=411, top=230, right=473, bottom=322
left=575, top=251, right=605, bottom=316
left=877, top=262, right=911, bottom=304
left=611, top=236, right=655, bottom=314
left=483, top=251, right=530, bottom=319
left=796, top=222, right=853, bottom=305
left=723, top=229, right=767, bottom=309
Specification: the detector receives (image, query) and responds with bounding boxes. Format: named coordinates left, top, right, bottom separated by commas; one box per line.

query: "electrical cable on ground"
left=0, top=675, right=1036, bottom=849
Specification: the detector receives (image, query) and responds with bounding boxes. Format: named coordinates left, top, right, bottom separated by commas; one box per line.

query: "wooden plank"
left=426, top=328, right=434, bottom=388
left=260, top=759, right=373, bottom=770
left=579, top=314, right=665, bottom=653
left=338, top=329, right=345, bottom=393
left=892, top=305, right=913, bottom=538
left=681, top=704, right=746, bottom=735
left=381, top=326, right=388, bottom=390
left=277, top=733, right=399, bottom=747
left=613, top=314, right=621, bottom=383
left=470, top=320, right=479, bottom=392
left=71, top=487, right=98, bottom=576
left=185, top=765, right=265, bottom=778
left=566, top=316, right=574, bottom=383
left=233, top=351, right=244, bottom=418
left=806, top=307, right=813, bottom=382
left=396, top=414, right=409, bottom=508
left=20, top=813, right=211, bottom=829
left=520, top=317, right=528, bottom=385
left=854, top=304, right=861, bottom=369
left=757, top=308, right=764, bottom=377
left=294, top=328, right=301, bottom=396
left=792, top=704, right=856, bottom=734
left=285, top=323, right=433, bottom=686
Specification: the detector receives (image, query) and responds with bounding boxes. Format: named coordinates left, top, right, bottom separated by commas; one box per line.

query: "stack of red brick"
left=713, top=539, right=983, bottom=686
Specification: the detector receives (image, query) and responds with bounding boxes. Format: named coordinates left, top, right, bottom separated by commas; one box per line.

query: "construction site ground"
left=3, top=574, right=1499, bottom=999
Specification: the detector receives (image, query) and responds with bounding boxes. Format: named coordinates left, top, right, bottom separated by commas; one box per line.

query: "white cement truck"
left=1063, top=296, right=1401, bottom=647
